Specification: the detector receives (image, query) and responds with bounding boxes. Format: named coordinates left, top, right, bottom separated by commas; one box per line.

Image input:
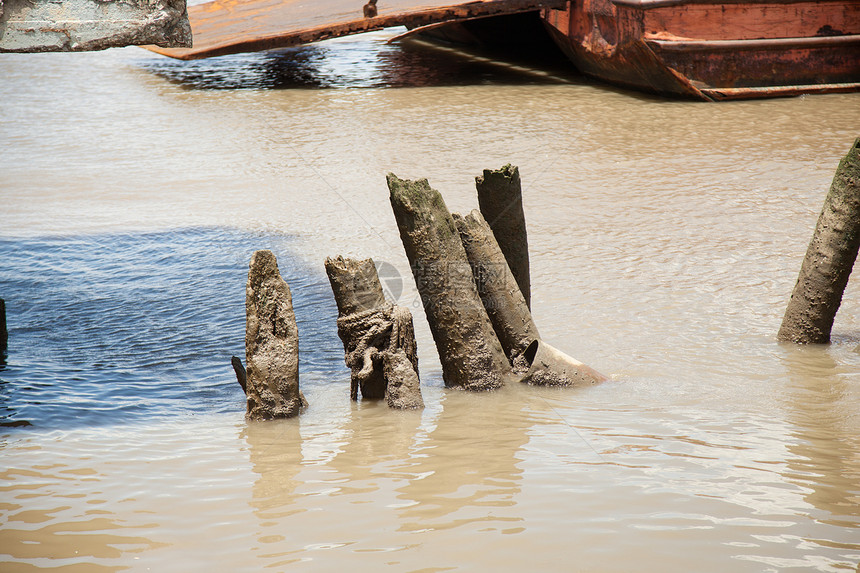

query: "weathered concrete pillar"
left=245, top=250, right=305, bottom=419
left=453, top=209, right=539, bottom=366
left=476, top=164, right=531, bottom=309
left=779, top=138, right=860, bottom=344
left=387, top=173, right=513, bottom=391
left=1, top=298, right=7, bottom=358
left=325, top=256, right=423, bottom=409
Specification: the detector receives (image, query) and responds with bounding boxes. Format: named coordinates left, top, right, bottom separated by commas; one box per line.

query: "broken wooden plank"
left=145, top=0, right=566, bottom=60
left=0, top=0, right=191, bottom=52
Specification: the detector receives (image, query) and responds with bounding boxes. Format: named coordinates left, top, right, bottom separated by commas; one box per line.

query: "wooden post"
left=244, top=250, right=305, bottom=419
left=326, top=256, right=387, bottom=317
left=453, top=209, right=539, bottom=365
left=476, top=164, right=531, bottom=309
left=384, top=304, right=423, bottom=409
left=779, top=138, right=860, bottom=344
left=325, top=256, right=423, bottom=409
left=387, top=173, right=513, bottom=391
left=325, top=256, right=389, bottom=400
left=231, top=356, right=247, bottom=394
left=1, top=298, right=7, bottom=358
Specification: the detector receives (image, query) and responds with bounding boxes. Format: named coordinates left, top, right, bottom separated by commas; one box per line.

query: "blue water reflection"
left=0, top=228, right=344, bottom=429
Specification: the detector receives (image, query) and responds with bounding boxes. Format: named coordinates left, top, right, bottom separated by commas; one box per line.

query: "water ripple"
left=0, top=228, right=344, bottom=429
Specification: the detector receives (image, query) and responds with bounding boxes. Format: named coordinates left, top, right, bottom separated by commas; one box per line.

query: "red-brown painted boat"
left=540, top=0, right=860, bottom=100
left=147, top=0, right=859, bottom=100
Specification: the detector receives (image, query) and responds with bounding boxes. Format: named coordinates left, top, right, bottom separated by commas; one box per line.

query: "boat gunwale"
left=646, top=33, right=860, bottom=52
left=610, top=0, right=856, bottom=9
left=703, top=82, right=860, bottom=99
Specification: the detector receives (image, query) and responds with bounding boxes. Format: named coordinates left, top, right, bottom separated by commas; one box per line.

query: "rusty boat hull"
left=147, top=0, right=859, bottom=100
left=540, top=0, right=860, bottom=100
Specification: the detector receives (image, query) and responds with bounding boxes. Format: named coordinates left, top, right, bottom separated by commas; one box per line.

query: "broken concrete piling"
left=453, top=209, right=539, bottom=366
left=778, top=138, right=860, bottom=344
left=467, top=166, right=606, bottom=387
left=387, top=173, right=513, bottom=391
left=244, top=250, right=305, bottom=420
left=325, top=256, right=423, bottom=409
left=455, top=203, right=607, bottom=387
left=476, top=164, right=531, bottom=309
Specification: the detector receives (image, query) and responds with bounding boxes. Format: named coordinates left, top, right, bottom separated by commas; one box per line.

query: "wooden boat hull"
left=541, top=0, right=860, bottom=100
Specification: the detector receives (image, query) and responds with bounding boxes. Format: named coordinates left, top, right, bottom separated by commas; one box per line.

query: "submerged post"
left=325, top=256, right=423, bottom=409
left=325, top=256, right=387, bottom=400
left=387, top=173, right=512, bottom=391
left=520, top=339, right=609, bottom=387
left=455, top=209, right=607, bottom=388
left=778, top=138, right=860, bottom=344
left=476, top=164, right=531, bottom=309
left=244, top=250, right=305, bottom=419
left=453, top=209, right=539, bottom=367
left=325, top=257, right=424, bottom=409
left=1, top=298, right=7, bottom=358
left=231, top=355, right=247, bottom=394
left=383, top=305, right=423, bottom=409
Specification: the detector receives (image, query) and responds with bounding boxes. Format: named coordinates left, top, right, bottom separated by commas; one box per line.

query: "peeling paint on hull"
left=541, top=0, right=860, bottom=100
left=142, top=0, right=859, bottom=100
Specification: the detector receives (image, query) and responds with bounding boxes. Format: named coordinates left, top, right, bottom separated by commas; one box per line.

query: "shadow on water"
left=0, top=227, right=344, bottom=430
left=134, top=28, right=584, bottom=91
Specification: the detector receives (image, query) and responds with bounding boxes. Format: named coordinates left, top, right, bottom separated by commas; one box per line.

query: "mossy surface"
left=387, top=172, right=512, bottom=390
left=778, top=138, right=860, bottom=343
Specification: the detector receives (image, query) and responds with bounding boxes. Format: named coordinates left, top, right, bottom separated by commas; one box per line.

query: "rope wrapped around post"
left=326, top=256, right=423, bottom=409
left=336, top=302, right=420, bottom=406
left=337, top=303, right=395, bottom=400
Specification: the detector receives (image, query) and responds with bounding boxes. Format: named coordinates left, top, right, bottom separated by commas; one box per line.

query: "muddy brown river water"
left=1, top=30, right=859, bottom=572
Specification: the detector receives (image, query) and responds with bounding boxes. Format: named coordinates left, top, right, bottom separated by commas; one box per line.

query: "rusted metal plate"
left=542, top=0, right=860, bottom=100
left=146, top=0, right=566, bottom=60
left=0, top=0, right=191, bottom=52
left=636, top=0, right=860, bottom=42
left=703, top=82, right=860, bottom=100
left=649, top=34, right=860, bottom=91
